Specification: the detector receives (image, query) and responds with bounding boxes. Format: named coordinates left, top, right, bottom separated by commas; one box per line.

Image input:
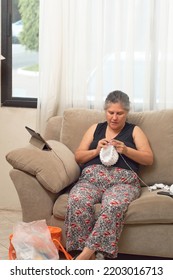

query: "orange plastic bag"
left=9, top=223, right=72, bottom=260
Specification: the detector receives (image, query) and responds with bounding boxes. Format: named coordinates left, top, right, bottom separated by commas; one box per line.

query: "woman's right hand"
left=75, top=125, right=110, bottom=164
left=96, top=139, right=109, bottom=153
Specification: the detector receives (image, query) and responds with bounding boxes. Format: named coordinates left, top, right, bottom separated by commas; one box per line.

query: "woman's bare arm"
left=75, top=124, right=108, bottom=164
left=112, top=126, right=153, bottom=165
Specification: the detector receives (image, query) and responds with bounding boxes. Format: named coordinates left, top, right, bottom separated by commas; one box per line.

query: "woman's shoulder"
left=93, top=121, right=107, bottom=138
left=96, top=121, right=107, bottom=129
left=87, top=121, right=107, bottom=133
left=126, top=121, right=136, bottom=128
left=123, top=122, right=136, bottom=133
left=86, top=121, right=106, bottom=134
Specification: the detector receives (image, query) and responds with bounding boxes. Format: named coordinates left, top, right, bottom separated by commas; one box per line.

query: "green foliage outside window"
left=18, top=0, right=39, bottom=51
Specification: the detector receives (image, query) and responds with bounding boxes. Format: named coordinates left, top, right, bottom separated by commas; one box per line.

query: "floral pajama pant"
left=65, top=164, right=141, bottom=259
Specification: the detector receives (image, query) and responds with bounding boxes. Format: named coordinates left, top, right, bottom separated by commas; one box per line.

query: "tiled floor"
left=0, top=209, right=22, bottom=260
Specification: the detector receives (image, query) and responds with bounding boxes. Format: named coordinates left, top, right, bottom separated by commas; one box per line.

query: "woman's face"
left=105, top=102, right=128, bottom=131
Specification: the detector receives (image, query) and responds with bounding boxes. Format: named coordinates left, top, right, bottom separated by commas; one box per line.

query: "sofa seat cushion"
left=53, top=187, right=173, bottom=224
left=125, top=187, right=173, bottom=224
left=6, top=140, right=80, bottom=193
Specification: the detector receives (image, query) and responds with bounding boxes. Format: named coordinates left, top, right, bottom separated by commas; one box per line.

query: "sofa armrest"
left=10, top=169, right=58, bottom=223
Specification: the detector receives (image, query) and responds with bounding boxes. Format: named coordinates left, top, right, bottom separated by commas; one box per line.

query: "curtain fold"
left=37, top=0, right=173, bottom=133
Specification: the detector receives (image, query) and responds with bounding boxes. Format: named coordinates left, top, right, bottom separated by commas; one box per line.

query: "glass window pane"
left=12, top=0, right=39, bottom=98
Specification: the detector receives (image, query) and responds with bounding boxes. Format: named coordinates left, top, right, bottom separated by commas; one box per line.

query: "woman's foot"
left=89, top=253, right=96, bottom=260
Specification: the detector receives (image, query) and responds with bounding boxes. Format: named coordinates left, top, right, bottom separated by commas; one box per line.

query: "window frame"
left=1, top=0, right=37, bottom=108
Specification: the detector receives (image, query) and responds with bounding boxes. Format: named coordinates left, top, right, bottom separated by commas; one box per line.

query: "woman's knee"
left=102, top=198, right=129, bottom=215
left=68, top=185, right=92, bottom=206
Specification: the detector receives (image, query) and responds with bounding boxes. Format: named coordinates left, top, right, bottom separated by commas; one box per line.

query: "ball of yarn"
left=99, top=145, right=119, bottom=166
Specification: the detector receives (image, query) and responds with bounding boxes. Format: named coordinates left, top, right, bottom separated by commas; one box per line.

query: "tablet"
left=25, top=126, right=52, bottom=150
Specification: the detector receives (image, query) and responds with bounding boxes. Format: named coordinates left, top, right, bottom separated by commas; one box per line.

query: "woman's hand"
left=96, top=138, right=109, bottom=152
left=98, top=138, right=127, bottom=154
left=109, top=139, right=127, bottom=154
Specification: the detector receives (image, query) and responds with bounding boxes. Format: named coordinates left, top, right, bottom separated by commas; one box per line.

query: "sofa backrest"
left=60, top=108, right=105, bottom=152
left=59, top=108, right=173, bottom=186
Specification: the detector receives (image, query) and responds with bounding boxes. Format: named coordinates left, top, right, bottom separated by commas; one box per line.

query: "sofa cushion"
left=127, top=109, right=173, bottom=186
left=125, top=187, right=173, bottom=224
left=6, top=140, right=80, bottom=193
left=60, top=108, right=106, bottom=153
left=53, top=192, right=69, bottom=219
left=53, top=187, right=173, bottom=224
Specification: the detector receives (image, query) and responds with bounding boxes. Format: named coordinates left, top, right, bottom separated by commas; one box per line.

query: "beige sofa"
left=6, top=108, right=173, bottom=259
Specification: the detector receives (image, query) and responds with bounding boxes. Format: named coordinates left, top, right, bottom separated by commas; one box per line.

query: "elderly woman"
left=65, top=90, right=153, bottom=260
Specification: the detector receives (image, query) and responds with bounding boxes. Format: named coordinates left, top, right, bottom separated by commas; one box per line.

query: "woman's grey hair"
left=104, top=90, right=130, bottom=111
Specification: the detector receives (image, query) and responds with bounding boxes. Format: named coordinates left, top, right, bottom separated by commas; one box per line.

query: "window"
left=1, top=0, right=39, bottom=108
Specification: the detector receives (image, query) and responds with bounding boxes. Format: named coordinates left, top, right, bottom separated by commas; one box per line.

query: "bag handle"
left=53, top=238, right=73, bottom=260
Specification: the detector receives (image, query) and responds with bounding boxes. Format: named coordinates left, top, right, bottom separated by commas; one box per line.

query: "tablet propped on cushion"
left=25, top=126, right=52, bottom=151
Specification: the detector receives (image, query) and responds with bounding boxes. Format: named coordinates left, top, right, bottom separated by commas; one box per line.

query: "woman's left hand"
left=109, top=139, right=127, bottom=154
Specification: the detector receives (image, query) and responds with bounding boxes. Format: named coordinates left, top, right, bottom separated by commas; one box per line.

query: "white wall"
left=0, top=107, right=37, bottom=210
left=0, top=4, right=37, bottom=210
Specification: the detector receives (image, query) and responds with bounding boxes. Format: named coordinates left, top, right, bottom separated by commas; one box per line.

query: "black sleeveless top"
left=82, top=121, right=139, bottom=173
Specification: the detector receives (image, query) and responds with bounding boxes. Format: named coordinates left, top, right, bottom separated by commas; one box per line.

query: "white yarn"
left=99, top=145, right=119, bottom=166
left=170, top=185, right=173, bottom=194
left=148, top=183, right=173, bottom=192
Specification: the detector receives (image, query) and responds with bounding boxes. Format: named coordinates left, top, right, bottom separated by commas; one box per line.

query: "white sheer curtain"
left=37, top=0, right=173, bottom=133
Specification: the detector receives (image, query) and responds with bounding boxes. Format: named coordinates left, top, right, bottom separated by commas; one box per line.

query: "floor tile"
left=0, top=210, right=22, bottom=260
left=0, top=246, right=9, bottom=260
